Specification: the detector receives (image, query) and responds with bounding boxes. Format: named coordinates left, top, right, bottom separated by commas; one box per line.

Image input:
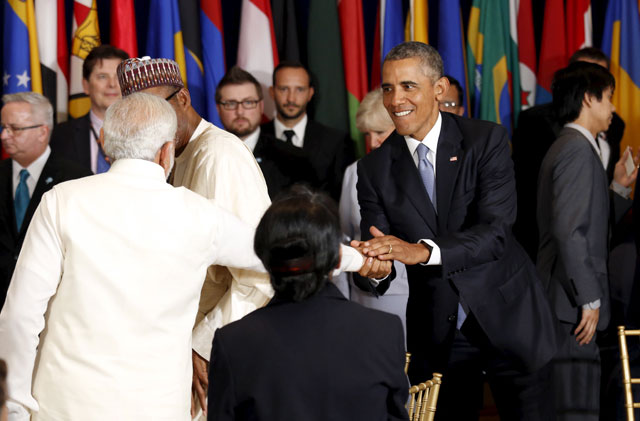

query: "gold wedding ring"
left=388, top=244, right=393, bottom=254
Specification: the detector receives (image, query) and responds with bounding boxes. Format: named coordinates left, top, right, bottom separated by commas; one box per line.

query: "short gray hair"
left=103, top=92, right=177, bottom=162
left=2, top=92, right=54, bottom=130
left=384, top=41, right=444, bottom=82
left=356, top=89, right=393, bottom=132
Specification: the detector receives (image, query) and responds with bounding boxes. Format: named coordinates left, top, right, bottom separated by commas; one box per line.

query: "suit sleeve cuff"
left=418, top=239, right=441, bottom=265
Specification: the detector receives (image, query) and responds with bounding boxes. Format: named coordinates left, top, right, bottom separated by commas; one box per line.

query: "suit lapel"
left=76, top=114, right=92, bottom=170
left=389, top=134, right=438, bottom=234
left=0, top=160, right=18, bottom=247
left=435, top=114, right=463, bottom=231
left=20, top=155, right=57, bottom=238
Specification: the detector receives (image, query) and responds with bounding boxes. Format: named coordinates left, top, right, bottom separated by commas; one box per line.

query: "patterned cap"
left=117, top=56, right=184, bottom=96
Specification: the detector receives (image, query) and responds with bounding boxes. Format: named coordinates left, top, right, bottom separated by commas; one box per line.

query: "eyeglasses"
left=0, top=123, right=43, bottom=136
left=165, top=89, right=181, bottom=102
left=218, top=100, right=260, bottom=110
left=439, top=101, right=459, bottom=109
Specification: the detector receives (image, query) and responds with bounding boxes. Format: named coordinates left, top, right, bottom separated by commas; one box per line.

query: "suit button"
left=448, top=314, right=457, bottom=322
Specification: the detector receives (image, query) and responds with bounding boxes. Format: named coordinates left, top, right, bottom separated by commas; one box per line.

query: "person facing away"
left=208, top=186, right=409, bottom=421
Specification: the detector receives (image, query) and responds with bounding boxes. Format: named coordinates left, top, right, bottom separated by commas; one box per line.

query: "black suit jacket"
left=49, top=113, right=94, bottom=173
left=356, top=113, right=561, bottom=382
left=512, top=103, right=624, bottom=259
left=261, top=119, right=354, bottom=200
left=0, top=153, right=91, bottom=309
left=253, top=131, right=318, bottom=199
left=208, top=283, right=409, bottom=421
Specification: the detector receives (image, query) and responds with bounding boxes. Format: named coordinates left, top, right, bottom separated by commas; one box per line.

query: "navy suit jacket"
left=356, top=112, right=561, bottom=382
left=0, top=153, right=91, bottom=309
left=50, top=113, right=94, bottom=173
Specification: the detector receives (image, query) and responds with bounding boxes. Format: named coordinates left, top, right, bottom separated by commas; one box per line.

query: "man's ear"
left=308, top=86, right=315, bottom=101
left=175, top=88, right=191, bottom=109
left=434, top=77, right=450, bottom=102
left=82, top=78, right=90, bottom=96
left=269, top=86, right=275, bottom=100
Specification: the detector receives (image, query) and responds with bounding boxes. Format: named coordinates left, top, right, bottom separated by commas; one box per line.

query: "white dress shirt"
left=11, top=146, right=50, bottom=198
left=273, top=114, right=307, bottom=148
left=243, top=127, right=261, bottom=153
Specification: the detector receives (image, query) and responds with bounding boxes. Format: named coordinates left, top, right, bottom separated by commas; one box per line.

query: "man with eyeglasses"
left=261, top=61, right=354, bottom=200
left=216, top=66, right=316, bottom=198
left=116, top=57, right=273, bottom=418
left=0, top=92, right=90, bottom=311
left=50, top=45, right=129, bottom=174
left=439, top=75, right=465, bottom=117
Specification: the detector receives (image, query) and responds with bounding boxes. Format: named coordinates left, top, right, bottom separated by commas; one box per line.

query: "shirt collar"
left=243, top=128, right=261, bottom=152
left=564, top=122, right=599, bottom=152
left=12, top=145, right=51, bottom=184
left=89, top=110, right=104, bottom=132
left=404, top=112, right=442, bottom=156
left=274, top=114, right=307, bottom=145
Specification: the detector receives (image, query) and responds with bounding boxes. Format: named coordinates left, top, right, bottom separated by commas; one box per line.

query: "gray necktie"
left=417, top=143, right=436, bottom=208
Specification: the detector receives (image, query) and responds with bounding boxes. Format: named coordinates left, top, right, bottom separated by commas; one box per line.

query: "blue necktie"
left=14, top=169, right=30, bottom=231
left=417, top=143, right=436, bottom=208
left=97, top=146, right=110, bottom=174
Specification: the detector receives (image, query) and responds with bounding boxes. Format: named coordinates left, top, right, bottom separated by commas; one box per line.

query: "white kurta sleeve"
left=0, top=190, right=64, bottom=414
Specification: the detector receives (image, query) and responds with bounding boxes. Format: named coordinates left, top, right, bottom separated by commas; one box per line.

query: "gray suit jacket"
left=536, top=127, right=631, bottom=330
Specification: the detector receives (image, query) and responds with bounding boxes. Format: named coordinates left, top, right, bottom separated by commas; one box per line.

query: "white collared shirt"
left=12, top=146, right=51, bottom=198
left=565, top=122, right=606, bottom=170
left=404, top=112, right=443, bottom=266
left=273, top=114, right=307, bottom=148
left=243, top=128, right=261, bottom=153
left=89, top=110, right=104, bottom=174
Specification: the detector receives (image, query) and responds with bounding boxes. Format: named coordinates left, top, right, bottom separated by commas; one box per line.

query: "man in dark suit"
left=261, top=61, right=354, bottom=200
left=537, top=62, right=636, bottom=421
left=0, top=92, right=91, bottom=310
left=353, top=42, right=561, bottom=420
left=49, top=45, right=128, bottom=174
left=512, top=47, right=625, bottom=260
left=215, top=66, right=316, bottom=198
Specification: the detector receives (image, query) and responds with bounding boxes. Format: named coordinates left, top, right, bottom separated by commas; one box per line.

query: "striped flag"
left=200, top=0, right=225, bottom=127
left=566, top=0, right=592, bottom=55
left=514, top=0, right=536, bottom=110
left=535, top=0, right=567, bottom=105
left=35, top=0, right=68, bottom=123
left=110, top=0, right=138, bottom=57
left=467, top=0, right=520, bottom=133
left=438, top=0, right=468, bottom=115
left=339, top=0, right=368, bottom=157
left=237, top=0, right=279, bottom=119
left=146, top=0, right=186, bottom=87
left=179, top=0, right=206, bottom=118
left=602, top=0, right=640, bottom=153
left=3, top=0, right=41, bottom=95
left=381, top=0, right=405, bottom=61
left=69, top=0, right=100, bottom=118
left=405, top=0, right=428, bottom=44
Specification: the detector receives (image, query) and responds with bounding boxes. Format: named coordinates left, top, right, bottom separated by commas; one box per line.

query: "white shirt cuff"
left=582, top=299, right=601, bottom=310
left=7, top=400, right=31, bottom=421
left=611, top=180, right=632, bottom=199
left=417, top=239, right=441, bottom=265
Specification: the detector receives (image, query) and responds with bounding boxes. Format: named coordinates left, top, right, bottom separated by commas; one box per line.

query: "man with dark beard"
left=261, top=61, right=354, bottom=200
left=216, top=67, right=317, bottom=198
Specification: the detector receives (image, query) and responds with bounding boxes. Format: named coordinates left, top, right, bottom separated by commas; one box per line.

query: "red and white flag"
left=110, top=0, right=138, bottom=58
left=514, top=0, right=536, bottom=109
left=566, top=0, right=592, bottom=55
left=35, top=0, right=69, bottom=122
left=237, top=0, right=279, bottom=119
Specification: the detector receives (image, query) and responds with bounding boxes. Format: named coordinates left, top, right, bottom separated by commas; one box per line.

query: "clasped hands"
left=351, top=226, right=431, bottom=279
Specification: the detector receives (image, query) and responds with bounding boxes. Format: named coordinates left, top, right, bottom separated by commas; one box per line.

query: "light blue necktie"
left=417, top=143, right=436, bottom=208
left=14, top=169, right=30, bottom=231
left=97, top=146, right=110, bottom=174
left=417, top=143, right=467, bottom=329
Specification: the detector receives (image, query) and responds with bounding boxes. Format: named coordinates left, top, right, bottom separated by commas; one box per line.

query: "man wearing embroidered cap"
left=118, top=56, right=275, bottom=416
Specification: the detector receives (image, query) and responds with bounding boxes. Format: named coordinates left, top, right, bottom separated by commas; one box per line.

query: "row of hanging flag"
left=3, top=0, right=640, bottom=157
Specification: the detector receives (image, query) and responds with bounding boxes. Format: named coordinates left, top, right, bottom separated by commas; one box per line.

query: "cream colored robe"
left=0, top=159, right=264, bottom=420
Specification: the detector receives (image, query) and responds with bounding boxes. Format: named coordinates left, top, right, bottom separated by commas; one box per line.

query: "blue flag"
left=3, top=0, right=41, bottom=95
left=381, top=0, right=405, bottom=62
left=200, top=0, right=226, bottom=127
left=438, top=0, right=468, bottom=116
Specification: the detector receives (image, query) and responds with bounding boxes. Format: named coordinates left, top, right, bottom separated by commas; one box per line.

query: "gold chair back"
left=618, top=326, right=640, bottom=421
left=405, top=353, right=411, bottom=375
left=406, top=373, right=442, bottom=421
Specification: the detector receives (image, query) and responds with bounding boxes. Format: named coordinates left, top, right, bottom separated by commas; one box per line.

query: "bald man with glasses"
left=215, top=66, right=317, bottom=198
left=0, top=92, right=90, bottom=310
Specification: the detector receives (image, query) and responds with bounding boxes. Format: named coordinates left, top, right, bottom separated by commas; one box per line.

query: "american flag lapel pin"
left=450, top=156, right=458, bottom=162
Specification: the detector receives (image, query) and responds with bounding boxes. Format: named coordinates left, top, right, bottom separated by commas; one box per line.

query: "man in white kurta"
left=0, top=93, right=267, bottom=420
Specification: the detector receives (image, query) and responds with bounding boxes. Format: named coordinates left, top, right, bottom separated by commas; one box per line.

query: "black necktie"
left=283, top=130, right=295, bottom=145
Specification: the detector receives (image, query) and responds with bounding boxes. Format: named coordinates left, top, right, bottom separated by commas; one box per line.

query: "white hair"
left=2, top=92, right=54, bottom=130
left=103, top=92, right=177, bottom=162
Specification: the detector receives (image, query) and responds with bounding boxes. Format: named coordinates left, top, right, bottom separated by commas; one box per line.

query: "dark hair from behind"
left=272, top=60, right=311, bottom=88
left=215, top=66, right=263, bottom=103
left=551, top=61, right=615, bottom=125
left=569, top=47, right=609, bottom=69
left=254, top=185, right=341, bottom=302
left=0, top=359, right=6, bottom=408
left=82, top=45, right=129, bottom=80
left=444, top=74, right=464, bottom=105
